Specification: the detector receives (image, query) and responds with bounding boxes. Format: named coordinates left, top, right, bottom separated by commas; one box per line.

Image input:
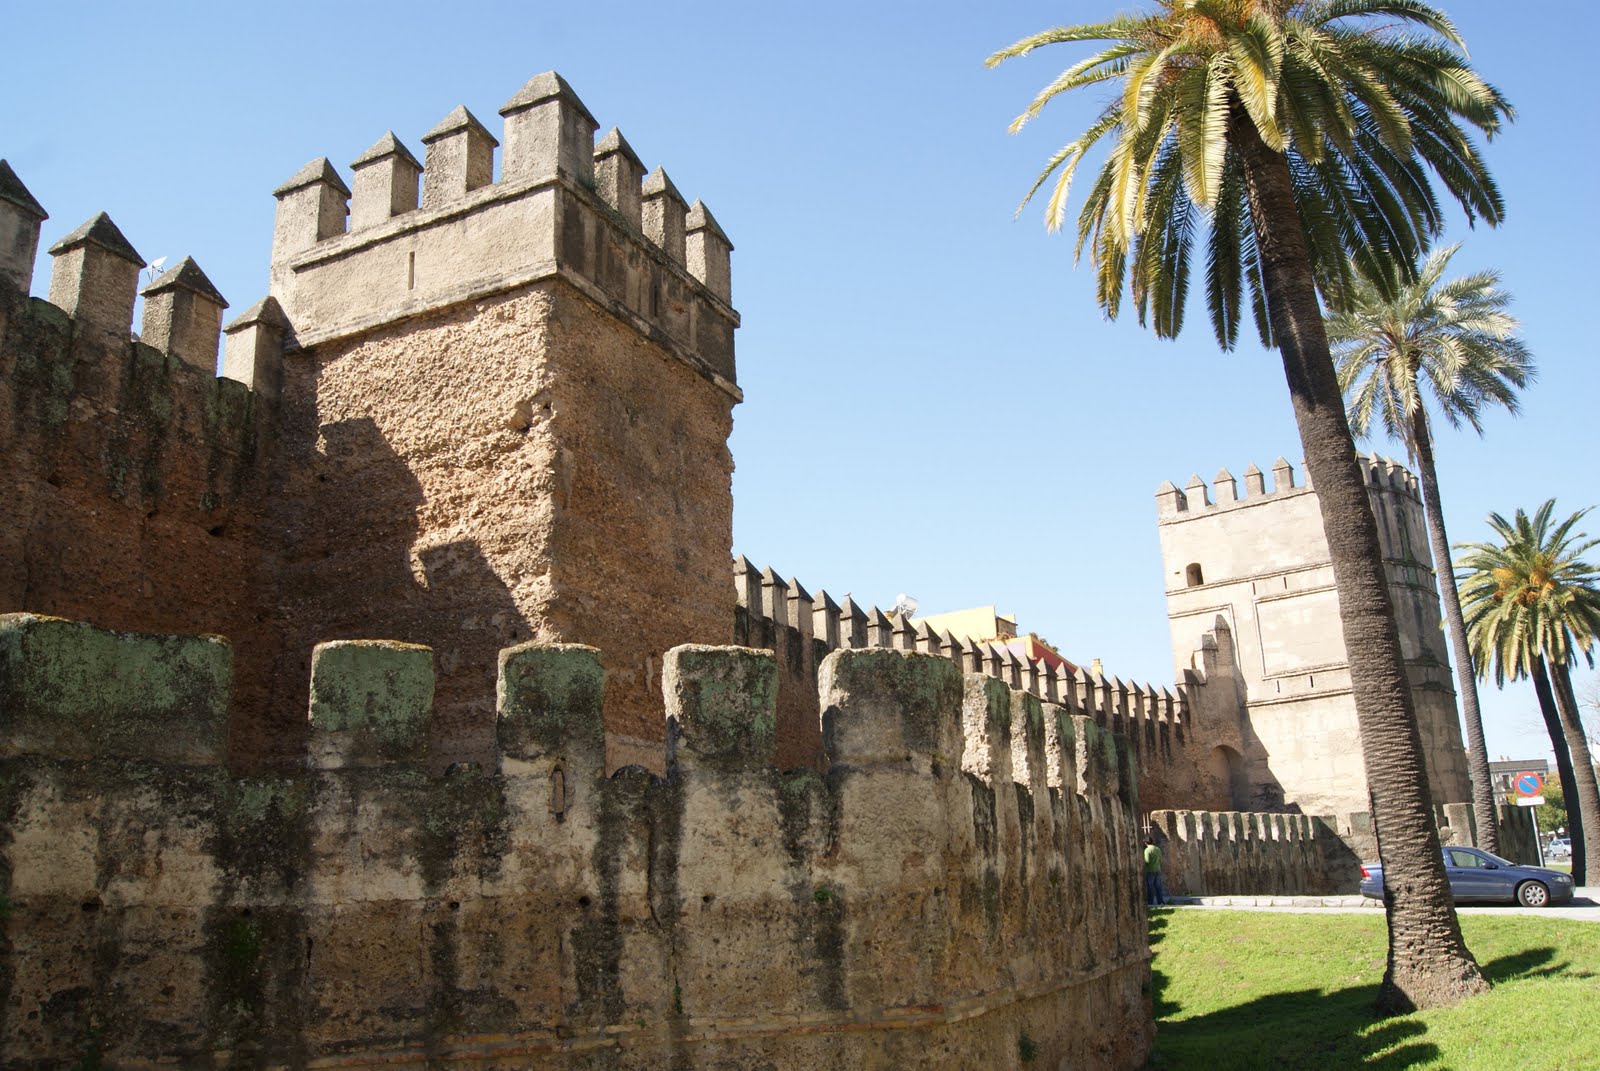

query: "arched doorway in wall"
left=1208, top=744, right=1251, bottom=811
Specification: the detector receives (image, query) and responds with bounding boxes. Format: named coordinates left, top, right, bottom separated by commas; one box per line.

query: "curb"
left=1162, top=895, right=1376, bottom=909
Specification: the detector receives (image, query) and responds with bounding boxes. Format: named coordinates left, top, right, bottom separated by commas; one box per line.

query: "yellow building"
left=912, top=607, right=1075, bottom=672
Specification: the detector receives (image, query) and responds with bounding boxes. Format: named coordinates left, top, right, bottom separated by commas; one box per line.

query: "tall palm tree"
left=1459, top=502, right=1600, bottom=884
left=988, top=0, right=1511, bottom=1011
left=1329, top=244, right=1535, bottom=854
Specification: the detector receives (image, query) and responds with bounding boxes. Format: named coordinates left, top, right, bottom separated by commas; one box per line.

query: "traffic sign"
left=1514, top=771, right=1544, bottom=797
left=1515, top=796, right=1545, bottom=807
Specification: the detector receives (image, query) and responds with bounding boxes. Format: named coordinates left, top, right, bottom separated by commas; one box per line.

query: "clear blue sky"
left=5, top=1, right=1595, bottom=766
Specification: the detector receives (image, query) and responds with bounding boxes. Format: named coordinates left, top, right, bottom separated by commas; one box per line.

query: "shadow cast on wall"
left=267, top=415, right=528, bottom=770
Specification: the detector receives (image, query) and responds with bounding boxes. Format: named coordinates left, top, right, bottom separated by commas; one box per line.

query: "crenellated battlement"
left=265, top=73, right=739, bottom=395
left=733, top=557, right=1189, bottom=736
left=1155, top=456, right=1307, bottom=518
left=0, top=163, right=300, bottom=769
left=0, top=611, right=1138, bottom=800
left=0, top=611, right=1153, bottom=1066
left=1157, top=452, right=1422, bottom=520
left=1358, top=451, right=1422, bottom=497
left=0, top=158, right=287, bottom=401
left=1149, top=808, right=1338, bottom=896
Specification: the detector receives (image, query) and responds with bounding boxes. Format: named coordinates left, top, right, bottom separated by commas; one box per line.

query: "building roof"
left=912, top=606, right=1078, bottom=673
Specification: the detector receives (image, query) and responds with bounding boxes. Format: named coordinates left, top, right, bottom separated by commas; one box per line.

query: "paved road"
left=1165, top=889, right=1600, bottom=921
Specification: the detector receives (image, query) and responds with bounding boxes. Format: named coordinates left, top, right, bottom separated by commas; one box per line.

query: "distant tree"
left=1539, top=779, right=1570, bottom=846
left=1458, top=501, right=1600, bottom=884
left=1329, top=244, right=1535, bottom=854
left=988, top=0, right=1510, bottom=1012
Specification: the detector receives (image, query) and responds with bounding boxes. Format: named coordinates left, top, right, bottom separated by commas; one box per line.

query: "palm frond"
left=1227, top=14, right=1286, bottom=150
left=1302, top=0, right=1466, bottom=49
left=1456, top=500, right=1600, bottom=682
left=1011, top=47, right=1139, bottom=133
left=991, top=0, right=1511, bottom=348
left=985, top=19, right=1148, bottom=68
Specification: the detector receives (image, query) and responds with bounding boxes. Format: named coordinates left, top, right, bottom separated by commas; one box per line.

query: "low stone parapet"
left=0, top=613, right=1156, bottom=1068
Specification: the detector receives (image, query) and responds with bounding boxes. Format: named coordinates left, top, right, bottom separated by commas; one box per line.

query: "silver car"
left=1360, top=846, right=1575, bottom=907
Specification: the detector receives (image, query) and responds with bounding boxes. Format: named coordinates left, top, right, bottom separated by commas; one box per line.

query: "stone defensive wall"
left=0, top=612, right=1154, bottom=1068
left=1145, top=800, right=1546, bottom=899
left=0, top=161, right=285, bottom=763
left=1149, top=810, right=1340, bottom=897
left=1, top=73, right=748, bottom=773
left=729, top=559, right=1480, bottom=899
left=732, top=557, right=1237, bottom=813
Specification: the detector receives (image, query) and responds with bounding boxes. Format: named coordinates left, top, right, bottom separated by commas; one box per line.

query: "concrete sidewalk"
left=1159, top=888, right=1600, bottom=920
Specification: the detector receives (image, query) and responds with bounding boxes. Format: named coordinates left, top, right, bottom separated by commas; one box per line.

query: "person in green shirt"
left=1143, top=836, right=1168, bottom=907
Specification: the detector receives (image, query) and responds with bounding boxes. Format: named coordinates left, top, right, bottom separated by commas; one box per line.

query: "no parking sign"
left=1514, top=771, right=1545, bottom=806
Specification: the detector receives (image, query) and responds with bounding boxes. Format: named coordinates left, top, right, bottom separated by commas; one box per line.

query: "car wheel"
left=1516, top=881, right=1550, bottom=908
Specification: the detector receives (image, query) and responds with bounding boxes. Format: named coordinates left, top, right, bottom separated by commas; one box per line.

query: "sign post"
left=1513, top=771, right=1546, bottom=864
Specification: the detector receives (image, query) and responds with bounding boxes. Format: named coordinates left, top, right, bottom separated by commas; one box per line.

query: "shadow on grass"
left=1142, top=983, right=1437, bottom=1070
left=1141, top=911, right=1390, bottom=1069
left=1478, top=945, right=1560, bottom=983
left=1141, top=919, right=1579, bottom=1070
left=1145, top=909, right=1177, bottom=1020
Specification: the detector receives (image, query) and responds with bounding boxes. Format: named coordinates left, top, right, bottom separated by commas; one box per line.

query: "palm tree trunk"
left=1407, top=410, right=1499, bottom=853
left=1530, top=658, right=1585, bottom=882
left=1229, top=109, right=1486, bottom=1012
left=1550, top=661, right=1600, bottom=884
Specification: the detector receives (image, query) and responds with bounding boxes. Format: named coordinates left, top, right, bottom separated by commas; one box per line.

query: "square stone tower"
left=262, top=74, right=740, bottom=768
left=1155, top=456, right=1471, bottom=816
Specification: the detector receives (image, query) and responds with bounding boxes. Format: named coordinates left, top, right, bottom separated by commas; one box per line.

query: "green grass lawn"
left=1145, top=909, right=1600, bottom=1069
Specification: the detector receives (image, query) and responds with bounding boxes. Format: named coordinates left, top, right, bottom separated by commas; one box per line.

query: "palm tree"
left=1329, top=244, right=1535, bottom=855
left=987, top=1, right=1511, bottom=1011
left=1459, top=502, right=1600, bottom=885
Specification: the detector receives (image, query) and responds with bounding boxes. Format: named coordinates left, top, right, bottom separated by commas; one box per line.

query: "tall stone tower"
left=0, top=74, right=740, bottom=772
left=1154, top=456, right=1470, bottom=816
left=262, top=73, right=741, bottom=769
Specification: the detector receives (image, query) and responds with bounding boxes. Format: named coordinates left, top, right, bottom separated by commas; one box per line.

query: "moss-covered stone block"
left=308, top=640, right=433, bottom=768
left=1071, top=715, right=1106, bottom=796
left=1045, top=705, right=1078, bottom=789
left=1116, top=728, right=1138, bottom=812
left=0, top=613, right=231, bottom=764
left=663, top=644, right=777, bottom=770
left=496, top=642, right=604, bottom=766
left=818, top=648, right=963, bottom=767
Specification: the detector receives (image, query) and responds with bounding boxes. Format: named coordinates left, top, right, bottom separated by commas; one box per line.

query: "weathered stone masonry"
left=0, top=613, right=1154, bottom=1068
left=0, top=78, right=1157, bottom=1065
left=2, top=74, right=740, bottom=775
left=729, top=552, right=1530, bottom=897
left=731, top=557, right=1240, bottom=814
left=0, top=181, right=281, bottom=765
